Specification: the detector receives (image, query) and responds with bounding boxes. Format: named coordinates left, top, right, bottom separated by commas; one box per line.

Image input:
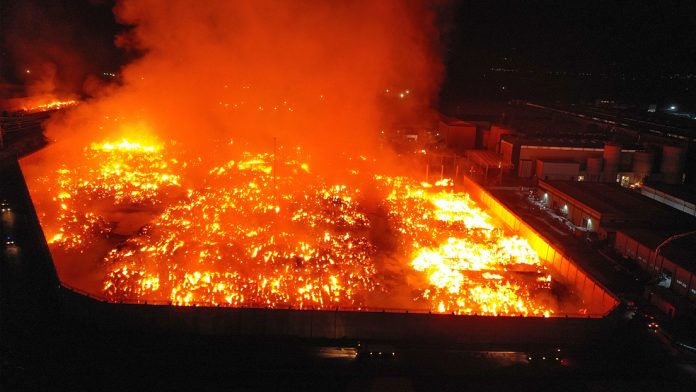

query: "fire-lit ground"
left=21, top=137, right=583, bottom=317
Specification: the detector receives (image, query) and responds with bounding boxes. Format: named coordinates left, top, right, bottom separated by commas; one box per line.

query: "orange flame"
left=31, top=138, right=555, bottom=316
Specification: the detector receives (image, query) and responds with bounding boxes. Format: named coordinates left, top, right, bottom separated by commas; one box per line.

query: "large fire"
left=12, top=0, right=592, bottom=320
left=21, top=99, right=78, bottom=113
left=26, top=136, right=558, bottom=317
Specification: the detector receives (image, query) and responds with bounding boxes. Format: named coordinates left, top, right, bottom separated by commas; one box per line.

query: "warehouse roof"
left=620, top=227, right=696, bottom=273
left=642, top=182, right=696, bottom=206
left=536, top=159, right=581, bottom=165
left=502, top=134, right=605, bottom=149
left=501, top=134, right=644, bottom=150
left=538, top=180, right=696, bottom=229
left=466, top=150, right=515, bottom=169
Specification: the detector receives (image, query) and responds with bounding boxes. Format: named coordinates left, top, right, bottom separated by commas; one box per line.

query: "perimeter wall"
left=55, top=176, right=618, bottom=343
left=12, top=158, right=618, bottom=344
left=461, top=175, right=619, bottom=315
left=60, top=288, right=611, bottom=345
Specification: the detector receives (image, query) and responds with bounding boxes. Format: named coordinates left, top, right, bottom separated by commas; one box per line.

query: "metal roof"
left=465, top=150, right=514, bottom=169
left=538, top=180, right=696, bottom=229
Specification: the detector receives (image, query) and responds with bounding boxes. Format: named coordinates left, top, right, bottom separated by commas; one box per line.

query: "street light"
left=654, top=230, right=696, bottom=278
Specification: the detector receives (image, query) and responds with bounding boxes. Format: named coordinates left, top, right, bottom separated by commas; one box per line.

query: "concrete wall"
left=59, top=288, right=612, bottom=345
left=440, top=121, right=477, bottom=151
left=537, top=187, right=599, bottom=233
left=462, top=175, right=619, bottom=315
left=535, top=161, right=580, bottom=181
left=614, top=231, right=696, bottom=303
left=518, top=160, right=533, bottom=178
left=489, top=126, right=515, bottom=153
left=500, top=140, right=515, bottom=166
left=641, top=185, right=696, bottom=217
left=519, top=146, right=603, bottom=164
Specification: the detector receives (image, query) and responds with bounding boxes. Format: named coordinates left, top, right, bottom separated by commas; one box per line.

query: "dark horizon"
left=2, top=0, right=696, bottom=107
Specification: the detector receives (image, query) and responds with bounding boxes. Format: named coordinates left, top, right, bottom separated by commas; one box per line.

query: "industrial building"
left=640, top=182, right=696, bottom=217
left=532, top=179, right=696, bottom=314
left=450, top=101, right=692, bottom=193
left=533, top=160, right=581, bottom=181
left=536, top=180, right=696, bottom=241
left=449, top=121, right=687, bottom=190
left=437, top=115, right=504, bottom=153
left=614, top=228, right=696, bottom=309
left=464, top=149, right=514, bottom=179
left=498, top=136, right=673, bottom=186
left=485, top=125, right=517, bottom=153
left=437, top=118, right=478, bottom=151
left=432, top=106, right=695, bottom=318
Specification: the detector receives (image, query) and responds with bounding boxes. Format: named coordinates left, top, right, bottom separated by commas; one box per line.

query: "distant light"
left=669, top=105, right=677, bottom=111
left=399, top=93, right=405, bottom=98
left=25, top=69, right=31, bottom=74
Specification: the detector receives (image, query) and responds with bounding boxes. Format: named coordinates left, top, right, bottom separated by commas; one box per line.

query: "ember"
left=27, top=138, right=556, bottom=316
left=19, top=1, right=566, bottom=317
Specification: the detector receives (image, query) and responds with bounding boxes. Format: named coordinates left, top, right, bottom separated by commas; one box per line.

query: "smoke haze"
left=1, top=0, right=122, bottom=101
left=37, top=0, right=443, bottom=166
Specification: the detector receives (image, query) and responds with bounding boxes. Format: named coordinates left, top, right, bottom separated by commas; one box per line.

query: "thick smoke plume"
left=17, top=3, right=580, bottom=316
left=20, top=0, right=444, bottom=303
left=43, top=0, right=442, bottom=166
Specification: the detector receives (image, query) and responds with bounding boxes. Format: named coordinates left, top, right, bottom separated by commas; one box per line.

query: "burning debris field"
left=21, top=137, right=580, bottom=317
left=17, top=98, right=78, bottom=114
left=15, top=1, right=587, bottom=318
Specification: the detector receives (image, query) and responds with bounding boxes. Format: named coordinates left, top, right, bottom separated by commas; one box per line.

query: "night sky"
left=443, top=1, right=696, bottom=74
left=2, top=0, right=696, bottom=104
left=439, top=1, right=696, bottom=106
